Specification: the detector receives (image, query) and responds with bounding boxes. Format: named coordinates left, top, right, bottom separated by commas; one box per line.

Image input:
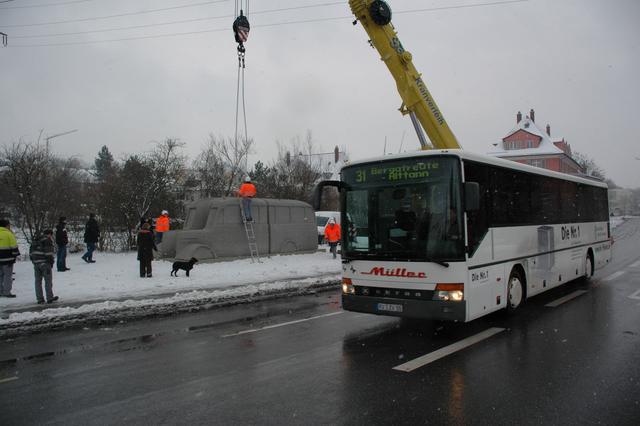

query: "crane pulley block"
left=233, top=12, right=250, bottom=54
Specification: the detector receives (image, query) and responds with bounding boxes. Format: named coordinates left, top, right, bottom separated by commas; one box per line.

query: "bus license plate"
left=377, top=303, right=403, bottom=313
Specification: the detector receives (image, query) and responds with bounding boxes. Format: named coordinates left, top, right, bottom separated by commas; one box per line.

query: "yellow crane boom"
left=349, top=0, right=461, bottom=150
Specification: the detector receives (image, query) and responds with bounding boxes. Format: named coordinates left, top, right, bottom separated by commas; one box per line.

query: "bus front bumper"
left=342, top=294, right=466, bottom=322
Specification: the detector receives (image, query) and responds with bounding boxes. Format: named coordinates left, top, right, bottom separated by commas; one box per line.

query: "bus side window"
left=463, top=161, right=489, bottom=256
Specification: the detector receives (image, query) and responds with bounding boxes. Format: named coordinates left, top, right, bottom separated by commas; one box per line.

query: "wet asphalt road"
left=1, top=219, right=639, bottom=425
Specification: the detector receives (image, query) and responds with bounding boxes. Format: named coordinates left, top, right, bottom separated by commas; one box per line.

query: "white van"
left=315, top=211, right=340, bottom=244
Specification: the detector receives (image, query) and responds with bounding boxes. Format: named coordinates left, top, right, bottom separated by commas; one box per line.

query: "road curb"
left=0, top=279, right=340, bottom=338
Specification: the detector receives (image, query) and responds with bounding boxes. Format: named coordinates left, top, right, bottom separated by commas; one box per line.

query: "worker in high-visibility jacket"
left=155, top=210, right=170, bottom=244
left=324, top=217, right=341, bottom=259
left=237, top=176, right=257, bottom=222
left=0, top=219, right=20, bottom=297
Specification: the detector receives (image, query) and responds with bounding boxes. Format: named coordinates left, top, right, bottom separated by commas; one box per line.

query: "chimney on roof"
left=516, top=111, right=522, bottom=124
left=530, top=108, right=535, bottom=123
left=546, top=124, right=551, bottom=136
left=334, top=146, right=340, bottom=163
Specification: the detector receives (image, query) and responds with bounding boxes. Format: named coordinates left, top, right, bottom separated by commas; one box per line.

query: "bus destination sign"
left=344, top=159, right=446, bottom=185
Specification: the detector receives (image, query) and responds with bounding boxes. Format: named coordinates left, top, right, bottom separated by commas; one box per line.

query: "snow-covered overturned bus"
left=315, top=149, right=611, bottom=322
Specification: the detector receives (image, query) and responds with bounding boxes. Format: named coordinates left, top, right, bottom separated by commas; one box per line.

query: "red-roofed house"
left=488, top=109, right=583, bottom=175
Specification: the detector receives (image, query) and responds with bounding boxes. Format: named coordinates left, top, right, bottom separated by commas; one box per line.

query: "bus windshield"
left=342, top=156, right=464, bottom=262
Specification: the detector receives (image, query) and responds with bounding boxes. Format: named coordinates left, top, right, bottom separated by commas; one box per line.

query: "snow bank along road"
left=0, top=251, right=342, bottom=336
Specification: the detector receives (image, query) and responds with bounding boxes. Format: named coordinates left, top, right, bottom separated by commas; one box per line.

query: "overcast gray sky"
left=1, top=0, right=638, bottom=187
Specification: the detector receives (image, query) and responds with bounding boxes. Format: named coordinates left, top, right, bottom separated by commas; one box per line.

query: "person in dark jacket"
left=30, top=229, right=58, bottom=304
left=137, top=223, right=157, bottom=278
left=55, top=217, right=70, bottom=272
left=81, top=213, right=100, bottom=263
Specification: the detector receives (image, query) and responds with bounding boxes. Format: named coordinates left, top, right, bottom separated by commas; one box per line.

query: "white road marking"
left=0, top=376, right=18, bottom=384
left=629, top=260, right=640, bottom=268
left=603, top=271, right=626, bottom=282
left=628, top=290, right=640, bottom=300
left=221, top=311, right=344, bottom=337
left=545, top=290, right=589, bottom=308
left=392, top=327, right=505, bottom=372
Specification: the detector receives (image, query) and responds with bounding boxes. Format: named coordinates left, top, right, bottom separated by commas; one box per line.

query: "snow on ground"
left=0, top=249, right=342, bottom=329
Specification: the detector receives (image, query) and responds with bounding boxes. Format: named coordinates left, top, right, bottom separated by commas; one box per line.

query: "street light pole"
left=45, top=129, right=78, bottom=154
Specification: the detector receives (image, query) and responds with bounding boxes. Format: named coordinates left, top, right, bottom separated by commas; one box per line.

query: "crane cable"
left=233, top=0, right=250, bottom=171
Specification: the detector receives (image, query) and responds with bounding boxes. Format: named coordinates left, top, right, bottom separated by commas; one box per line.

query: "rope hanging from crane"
left=232, top=0, right=250, bottom=174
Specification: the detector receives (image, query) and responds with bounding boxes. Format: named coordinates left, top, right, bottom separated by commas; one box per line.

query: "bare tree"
left=95, top=139, right=187, bottom=248
left=192, top=140, right=228, bottom=198
left=206, top=134, right=253, bottom=196
left=141, top=138, right=187, bottom=218
left=573, top=151, right=606, bottom=180
left=265, top=131, right=323, bottom=202
left=0, top=142, right=83, bottom=242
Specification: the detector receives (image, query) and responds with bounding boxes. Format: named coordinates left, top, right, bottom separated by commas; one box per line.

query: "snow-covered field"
left=0, top=250, right=342, bottom=331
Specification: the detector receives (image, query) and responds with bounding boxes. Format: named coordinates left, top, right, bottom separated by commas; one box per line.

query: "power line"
left=11, top=26, right=230, bottom=47
left=0, top=0, right=231, bottom=28
left=7, top=0, right=530, bottom=48
left=0, top=0, right=97, bottom=9
left=12, top=1, right=345, bottom=40
left=394, top=0, right=528, bottom=15
left=13, top=14, right=235, bottom=39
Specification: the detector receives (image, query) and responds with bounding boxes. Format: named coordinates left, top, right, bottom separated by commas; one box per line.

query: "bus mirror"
left=313, top=180, right=343, bottom=210
left=464, top=182, right=480, bottom=211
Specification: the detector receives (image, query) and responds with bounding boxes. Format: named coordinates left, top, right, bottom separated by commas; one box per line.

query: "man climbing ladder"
left=237, top=176, right=260, bottom=263
left=238, top=176, right=256, bottom=222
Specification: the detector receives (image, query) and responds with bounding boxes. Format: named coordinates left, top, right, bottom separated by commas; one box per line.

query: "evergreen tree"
left=94, top=145, right=114, bottom=181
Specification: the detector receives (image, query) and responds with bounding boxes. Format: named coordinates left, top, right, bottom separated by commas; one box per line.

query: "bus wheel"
left=507, top=269, right=524, bottom=312
left=584, top=253, right=593, bottom=281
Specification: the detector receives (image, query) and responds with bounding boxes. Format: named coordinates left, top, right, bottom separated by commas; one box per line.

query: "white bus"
left=315, top=149, right=612, bottom=322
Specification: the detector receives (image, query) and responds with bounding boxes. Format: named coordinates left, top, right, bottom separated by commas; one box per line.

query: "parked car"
left=315, top=211, right=340, bottom=244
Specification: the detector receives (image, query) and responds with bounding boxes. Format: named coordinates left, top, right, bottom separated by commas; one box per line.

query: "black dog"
left=171, top=257, right=198, bottom=277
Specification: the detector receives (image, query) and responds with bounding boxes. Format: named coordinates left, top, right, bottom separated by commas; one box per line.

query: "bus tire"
left=506, top=268, right=525, bottom=313
left=584, top=251, right=594, bottom=281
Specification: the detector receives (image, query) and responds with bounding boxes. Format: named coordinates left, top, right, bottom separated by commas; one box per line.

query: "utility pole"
left=45, top=129, right=78, bottom=154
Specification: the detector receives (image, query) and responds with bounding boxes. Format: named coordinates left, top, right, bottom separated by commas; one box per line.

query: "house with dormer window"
left=488, top=109, right=583, bottom=175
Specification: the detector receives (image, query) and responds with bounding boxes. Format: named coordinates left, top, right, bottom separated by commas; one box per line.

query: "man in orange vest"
left=238, top=176, right=257, bottom=222
left=155, top=210, right=170, bottom=243
left=324, top=217, right=341, bottom=259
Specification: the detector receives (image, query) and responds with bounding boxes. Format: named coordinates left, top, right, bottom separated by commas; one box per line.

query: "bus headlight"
left=433, top=283, right=464, bottom=302
left=342, top=278, right=355, bottom=294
